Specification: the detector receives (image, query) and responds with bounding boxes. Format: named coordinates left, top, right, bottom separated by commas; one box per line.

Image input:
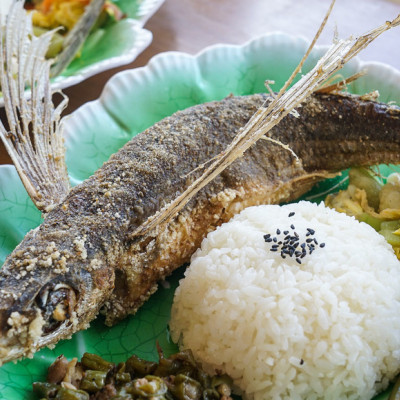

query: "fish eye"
left=35, top=282, right=77, bottom=334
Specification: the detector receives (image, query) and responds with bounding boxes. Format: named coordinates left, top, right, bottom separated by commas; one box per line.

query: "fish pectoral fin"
left=0, top=1, right=70, bottom=213
left=101, top=255, right=161, bottom=326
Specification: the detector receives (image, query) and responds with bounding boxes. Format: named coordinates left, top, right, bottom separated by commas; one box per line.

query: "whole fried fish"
left=0, top=92, right=400, bottom=364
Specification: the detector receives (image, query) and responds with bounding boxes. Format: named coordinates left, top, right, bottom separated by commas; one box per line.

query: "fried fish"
left=1, top=0, right=400, bottom=366
left=0, top=92, right=400, bottom=364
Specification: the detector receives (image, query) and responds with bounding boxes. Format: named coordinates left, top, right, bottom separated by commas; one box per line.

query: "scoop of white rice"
left=170, top=201, right=400, bottom=400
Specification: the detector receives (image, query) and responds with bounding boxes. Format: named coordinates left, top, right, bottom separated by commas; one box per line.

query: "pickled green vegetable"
left=348, top=167, right=382, bottom=210
left=380, top=220, right=400, bottom=231
left=326, top=167, right=400, bottom=260
left=379, top=230, right=400, bottom=246
left=379, top=183, right=400, bottom=211
left=356, top=213, right=382, bottom=231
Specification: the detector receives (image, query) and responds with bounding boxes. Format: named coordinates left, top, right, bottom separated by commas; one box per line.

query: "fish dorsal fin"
left=0, top=1, right=70, bottom=213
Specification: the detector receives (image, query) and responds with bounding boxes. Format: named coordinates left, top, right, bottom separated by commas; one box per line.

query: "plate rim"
left=64, top=31, right=400, bottom=141
left=1, top=30, right=400, bottom=400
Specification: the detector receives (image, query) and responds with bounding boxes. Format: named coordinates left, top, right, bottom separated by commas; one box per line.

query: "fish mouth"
left=35, top=280, right=78, bottom=334
left=0, top=277, right=79, bottom=363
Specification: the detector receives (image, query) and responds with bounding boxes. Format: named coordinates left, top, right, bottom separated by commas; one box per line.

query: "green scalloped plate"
left=1, top=33, right=400, bottom=399
left=0, top=0, right=164, bottom=106
left=50, top=0, right=165, bottom=90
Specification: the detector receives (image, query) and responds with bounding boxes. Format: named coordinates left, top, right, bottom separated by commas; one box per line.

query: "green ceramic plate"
left=0, top=0, right=163, bottom=106
left=0, top=33, right=399, bottom=399
left=50, top=0, right=165, bottom=90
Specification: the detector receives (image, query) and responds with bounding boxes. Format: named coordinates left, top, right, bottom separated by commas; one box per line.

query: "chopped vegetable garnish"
left=326, top=167, right=400, bottom=259
left=33, top=346, right=233, bottom=399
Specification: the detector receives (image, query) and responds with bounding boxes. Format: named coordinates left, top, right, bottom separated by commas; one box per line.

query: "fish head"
left=0, top=251, right=111, bottom=364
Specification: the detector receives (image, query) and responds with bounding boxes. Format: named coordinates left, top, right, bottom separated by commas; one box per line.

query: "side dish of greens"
left=33, top=348, right=233, bottom=400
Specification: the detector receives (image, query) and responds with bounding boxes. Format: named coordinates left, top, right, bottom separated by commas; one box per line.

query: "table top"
left=0, top=0, right=399, bottom=164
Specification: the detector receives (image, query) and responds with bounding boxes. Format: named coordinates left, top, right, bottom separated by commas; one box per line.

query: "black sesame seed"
left=288, top=212, right=295, bottom=217
left=300, top=359, right=304, bottom=365
left=270, top=248, right=278, bottom=252
left=283, top=230, right=289, bottom=235
left=294, top=232, right=299, bottom=238
left=307, top=228, right=315, bottom=235
left=296, top=258, right=302, bottom=264
left=306, top=238, right=313, bottom=243
left=264, top=234, right=271, bottom=239
left=276, top=229, right=281, bottom=235
left=291, top=224, right=295, bottom=230
left=273, top=237, right=277, bottom=243
left=320, top=243, right=326, bottom=248
left=265, top=238, right=272, bottom=242
left=313, top=238, right=318, bottom=245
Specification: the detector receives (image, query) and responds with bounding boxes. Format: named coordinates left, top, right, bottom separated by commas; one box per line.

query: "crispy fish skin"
left=0, top=93, right=400, bottom=363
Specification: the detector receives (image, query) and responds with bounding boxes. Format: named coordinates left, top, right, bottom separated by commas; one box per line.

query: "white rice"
left=169, top=201, right=400, bottom=400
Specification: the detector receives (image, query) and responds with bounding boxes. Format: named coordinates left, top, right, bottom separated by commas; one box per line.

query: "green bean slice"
left=125, top=354, right=157, bottom=377
left=55, top=387, right=89, bottom=400
left=122, top=375, right=168, bottom=397
left=79, top=370, right=107, bottom=392
left=32, top=382, right=59, bottom=398
left=81, top=352, right=114, bottom=372
left=170, top=374, right=202, bottom=400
